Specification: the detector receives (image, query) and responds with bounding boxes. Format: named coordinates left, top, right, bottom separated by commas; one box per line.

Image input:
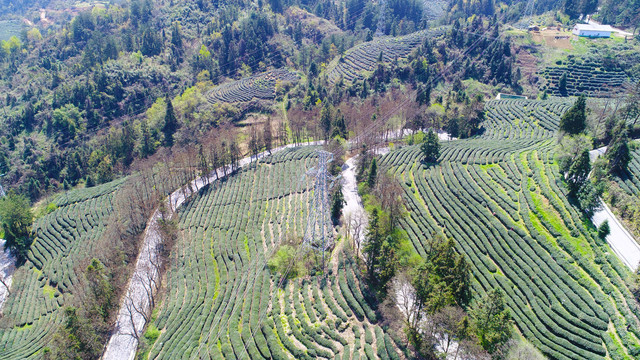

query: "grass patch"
left=42, top=285, right=55, bottom=299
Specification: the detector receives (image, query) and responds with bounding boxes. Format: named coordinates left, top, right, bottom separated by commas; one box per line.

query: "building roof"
left=573, top=23, right=615, bottom=32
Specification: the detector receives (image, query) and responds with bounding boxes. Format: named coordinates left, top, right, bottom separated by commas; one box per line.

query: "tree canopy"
left=421, top=129, right=441, bottom=163
left=559, top=95, right=586, bottom=134
left=0, top=193, right=33, bottom=263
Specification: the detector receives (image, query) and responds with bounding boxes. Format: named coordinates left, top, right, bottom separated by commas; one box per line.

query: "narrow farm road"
left=103, top=142, right=322, bottom=360
left=0, top=239, right=16, bottom=312
left=589, top=146, right=640, bottom=271
left=340, top=147, right=391, bottom=253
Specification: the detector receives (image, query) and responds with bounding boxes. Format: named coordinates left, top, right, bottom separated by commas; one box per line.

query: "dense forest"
left=0, top=0, right=531, bottom=204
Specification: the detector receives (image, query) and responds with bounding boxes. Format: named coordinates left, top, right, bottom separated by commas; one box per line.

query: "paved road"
left=592, top=200, right=640, bottom=271
left=589, top=146, right=640, bottom=272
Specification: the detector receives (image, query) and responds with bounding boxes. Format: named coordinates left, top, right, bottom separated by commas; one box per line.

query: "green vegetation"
left=0, top=0, right=638, bottom=358
left=0, top=193, right=34, bottom=263
left=420, top=129, right=440, bottom=163
left=559, top=95, right=587, bottom=135
left=146, top=147, right=401, bottom=359
left=540, top=57, right=633, bottom=98
left=0, top=181, right=121, bottom=358
left=379, top=98, right=640, bottom=359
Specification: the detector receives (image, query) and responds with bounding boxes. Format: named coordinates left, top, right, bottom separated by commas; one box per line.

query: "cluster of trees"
left=449, top=19, right=516, bottom=87
left=393, top=234, right=512, bottom=358
left=563, top=0, right=599, bottom=19
left=45, top=259, right=115, bottom=359
left=590, top=84, right=639, bottom=237
left=355, top=144, right=513, bottom=358
left=557, top=96, right=604, bottom=214
left=559, top=90, right=635, bottom=221
left=598, top=0, right=640, bottom=28
left=0, top=192, right=33, bottom=263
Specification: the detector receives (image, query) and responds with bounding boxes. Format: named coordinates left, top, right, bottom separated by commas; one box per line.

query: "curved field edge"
left=0, top=179, right=125, bottom=359
left=325, top=28, right=446, bottom=85
left=379, top=99, right=640, bottom=360
left=146, top=147, right=403, bottom=360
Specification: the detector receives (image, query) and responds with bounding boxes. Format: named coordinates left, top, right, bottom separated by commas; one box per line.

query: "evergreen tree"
left=170, top=22, right=183, bottom=49
left=331, top=189, right=345, bottom=225
left=559, top=72, right=568, bottom=95
left=320, top=101, right=332, bottom=140
left=559, top=95, right=586, bottom=134
left=162, top=96, right=179, bottom=147
left=421, top=129, right=440, bottom=163
left=331, top=110, right=347, bottom=139
left=606, top=123, right=631, bottom=174
left=566, top=149, right=591, bottom=195
left=264, top=117, right=273, bottom=154
left=364, top=208, right=383, bottom=279
left=598, top=220, right=610, bottom=240
left=368, top=158, right=378, bottom=188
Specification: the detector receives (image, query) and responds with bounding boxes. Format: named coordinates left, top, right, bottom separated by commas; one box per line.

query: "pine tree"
left=606, top=123, right=631, bottom=174
left=566, top=149, right=591, bottom=195
left=559, top=95, right=586, bottom=134
left=264, top=117, right=273, bottom=154
left=559, top=72, right=568, bottom=95
left=162, top=96, right=179, bottom=147
left=368, top=158, right=377, bottom=188
left=0, top=193, right=33, bottom=263
left=364, top=208, right=383, bottom=279
left=421, top=129, right=441, bottom=163
left=331, top=110, right=347, bottom=139
left=320, top=101, right=332, bottom=140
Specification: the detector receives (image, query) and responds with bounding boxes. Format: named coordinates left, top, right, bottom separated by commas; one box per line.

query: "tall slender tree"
left=162, top=96, right=179, bottom=147
left=559, top=95, right=586, bottom=134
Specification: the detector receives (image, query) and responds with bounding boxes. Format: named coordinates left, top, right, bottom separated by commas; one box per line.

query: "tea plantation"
left=0, top=179, right=126, bottom=359
left=540, top=57, right=632, bottom=97
left=147, top=147, right=401, bottom=359
left=614, top=147, right=640, bottom=196
left=206, top=68, right=299, bottom=104
left=326, top=29, right=443, bottom=84
left=379, top=99, right=640, bottom=360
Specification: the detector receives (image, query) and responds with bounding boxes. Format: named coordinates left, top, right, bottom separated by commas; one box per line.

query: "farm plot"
left=0, top=179, right=125, bottom=360
left=540, top=57, right=632, bottom=97
left=380, top=99, right=640, bottom=360
left=326, top=29, right=444, bottom=84
left=614, top=147, right=640, bottom=197
left=147, top=147, right=401, bottom=359
left=206, top=68, right=299, bottom=104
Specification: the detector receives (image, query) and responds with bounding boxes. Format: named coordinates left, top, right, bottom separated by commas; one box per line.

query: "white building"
left=572, top=23, right=614, bottom=38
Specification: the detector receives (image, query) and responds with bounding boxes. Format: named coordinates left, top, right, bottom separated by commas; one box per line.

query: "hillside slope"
left=380, top=99, right=640, bottom=359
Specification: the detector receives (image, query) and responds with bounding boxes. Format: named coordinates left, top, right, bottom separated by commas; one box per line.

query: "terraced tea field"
left=326, top=29, right=443, bottom=84
left=540, top=57, right=632, bottom=97
left=147, top=147, right=401, bottom=359
left=380, top=99, right=640, bottom=360
left=206, top=68, right=299, bottom=104
left=615, top=147, right=640, bottom=197
left=0, top=179, right=126, bottom=359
